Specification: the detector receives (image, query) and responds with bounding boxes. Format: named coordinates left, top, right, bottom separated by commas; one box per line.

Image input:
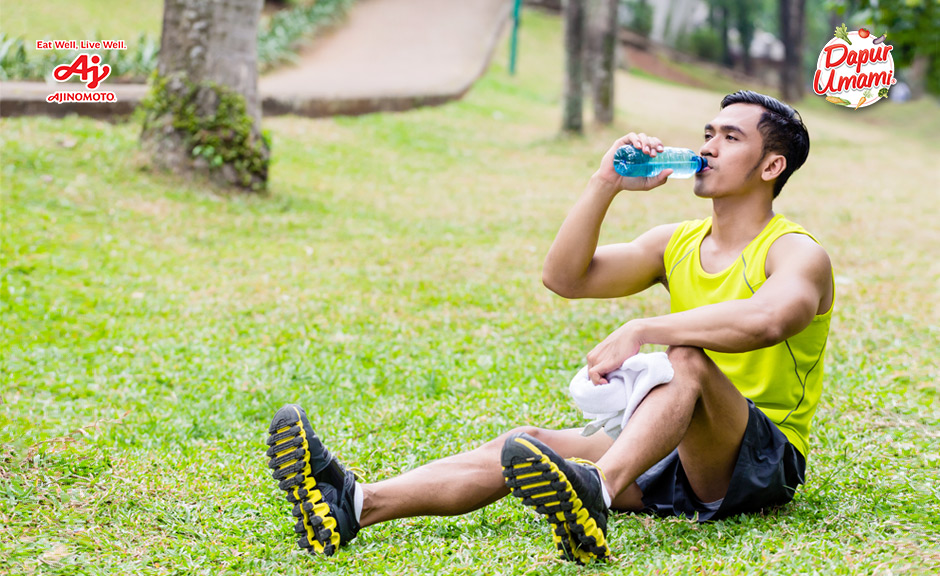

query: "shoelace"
left=347, top=465, right=367, bottom=483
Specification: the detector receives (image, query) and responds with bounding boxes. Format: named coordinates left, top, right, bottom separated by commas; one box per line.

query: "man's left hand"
left=586, top=320, right=644, bottom=386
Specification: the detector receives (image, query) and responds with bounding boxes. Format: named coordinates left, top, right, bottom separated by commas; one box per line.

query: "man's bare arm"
left=542, top=182, right=678, bottom=298
left=542, top=133, right=677, bottom=299
left=585, top=234, right=833, bottom=384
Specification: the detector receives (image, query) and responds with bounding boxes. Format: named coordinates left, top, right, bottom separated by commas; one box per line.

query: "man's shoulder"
left=766, top=232, right=833, bottom=283
left=771, top=216, right=826, bottom=248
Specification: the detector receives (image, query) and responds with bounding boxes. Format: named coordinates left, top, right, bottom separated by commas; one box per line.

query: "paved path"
left=262, top=0, right=513, bottom=116
left=0, top=0, right=513, bottom=119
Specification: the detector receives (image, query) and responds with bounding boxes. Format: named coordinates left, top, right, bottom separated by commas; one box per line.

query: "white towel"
left=569, top=351, right=674, bottom=439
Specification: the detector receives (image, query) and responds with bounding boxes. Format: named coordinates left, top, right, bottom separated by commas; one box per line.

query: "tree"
left=140, top=0, right=270, bottom=191
left=586, top=0, right=618, bottom=125
left=707, top=0, right=735, bottom=67
left=703, top=0, right=758, bottom=72
left=855, top=0, right=940, bottom=97
left=779, top=0, right=807, bottom=101
left=734, top=0, right=756, bottom=75
left=562, top=0, right=586, bottom=133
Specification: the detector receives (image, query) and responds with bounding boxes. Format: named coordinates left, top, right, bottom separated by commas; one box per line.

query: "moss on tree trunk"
left=140, top=73, right=270, bottom=191
left=141, top=0, right=269, bottom=192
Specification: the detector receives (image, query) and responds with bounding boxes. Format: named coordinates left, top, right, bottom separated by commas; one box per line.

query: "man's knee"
left=488, top=426, right=559, bottom=453
left=665, top=346, right=714, bottom=399
left=503, top=425, right=548, bottom=441
left=667, top=345, right=711, bottom=378
left=666, top=346, right=744, bottom=414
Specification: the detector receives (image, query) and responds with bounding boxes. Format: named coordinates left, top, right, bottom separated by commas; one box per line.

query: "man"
left=264, top=90, right=833, bottom=563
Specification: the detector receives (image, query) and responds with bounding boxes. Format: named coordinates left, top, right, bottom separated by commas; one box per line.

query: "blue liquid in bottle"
left=613, top=146, right=708, bottom=179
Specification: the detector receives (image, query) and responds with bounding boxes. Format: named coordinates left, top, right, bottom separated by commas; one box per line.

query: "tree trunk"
left=735, top=0, right=754, bottom=76
left=719, top=6, right=733, bottom=68
left=906, top=53, right=929, bottom=99
left=140, top=0, right=270, bottom=191
left=562, top=0, right=585, bottom=133
left=587, top=0, right=617, bottom=125
left=778, top=0, right=806, bottom=102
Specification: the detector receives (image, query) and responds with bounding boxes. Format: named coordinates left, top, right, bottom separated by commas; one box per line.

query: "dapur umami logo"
left=814, top=24, right=895, bottom=109
left=37, top=39, right=126, bottom=104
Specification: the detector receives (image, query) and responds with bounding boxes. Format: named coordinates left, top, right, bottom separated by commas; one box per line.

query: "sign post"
left=509, top=0, right=521, bottom=75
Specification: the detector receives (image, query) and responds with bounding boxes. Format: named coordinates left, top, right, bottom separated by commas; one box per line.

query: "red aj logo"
left=53, top=53, right=111, bottom=90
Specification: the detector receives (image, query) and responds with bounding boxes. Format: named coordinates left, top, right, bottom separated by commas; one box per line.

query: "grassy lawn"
left=2, top=9, right=939, bottom=575
left=1, top=0, right=164, bottom=43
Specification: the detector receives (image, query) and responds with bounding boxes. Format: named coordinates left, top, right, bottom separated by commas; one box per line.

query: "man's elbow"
left=542, top=273, right=570, bottom=298
left=542, top=271, right=580, bottom=299
left=756, top=309, right=805, bottom=348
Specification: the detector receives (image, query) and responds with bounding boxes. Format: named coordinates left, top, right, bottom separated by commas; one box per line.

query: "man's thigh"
left=669, top=346, right=750, bottom=503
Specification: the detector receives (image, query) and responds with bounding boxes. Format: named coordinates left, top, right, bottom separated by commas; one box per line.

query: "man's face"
left=693, top=104, right=770, bottom=198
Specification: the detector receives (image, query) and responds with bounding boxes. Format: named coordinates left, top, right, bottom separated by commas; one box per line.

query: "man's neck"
left=708, top=194, right=775, bottom=251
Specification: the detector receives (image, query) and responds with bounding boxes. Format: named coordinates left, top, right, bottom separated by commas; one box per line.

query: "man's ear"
left=761, top=154, right=787, bottom=182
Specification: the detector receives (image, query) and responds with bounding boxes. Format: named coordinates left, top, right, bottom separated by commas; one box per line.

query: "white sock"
left=598, top=473, right=613, bottom=508
left=353, top=482, right=364, bottom=523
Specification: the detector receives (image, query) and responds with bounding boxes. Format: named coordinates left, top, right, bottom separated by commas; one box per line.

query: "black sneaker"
left=266, top=404, right=360, bottom=556
left=501, top=432, right=611, bottom=564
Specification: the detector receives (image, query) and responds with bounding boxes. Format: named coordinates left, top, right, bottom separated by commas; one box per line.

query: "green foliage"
left=622, top=0, right=654, bottom=38
left=863, top=0, right=940, bottom=95
left=832, top=0, right=940, bottom=96
left=0, top=0, right=354, bottom=82
left=257, top=0, right=354, bottom=72
left=681, top=27, right=724, bottom=63
left=0, top=32, right=159, bottom=83
left=139, top=73, right=270, bottom=190
left=0, top=33, right=55, bottom=80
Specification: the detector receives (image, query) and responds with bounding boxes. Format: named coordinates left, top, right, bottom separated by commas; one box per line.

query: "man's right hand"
left=592, top=133, right=674, bottom=193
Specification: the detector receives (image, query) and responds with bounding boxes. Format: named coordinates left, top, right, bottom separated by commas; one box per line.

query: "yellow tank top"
left=664, top=215, right=832, bottom=457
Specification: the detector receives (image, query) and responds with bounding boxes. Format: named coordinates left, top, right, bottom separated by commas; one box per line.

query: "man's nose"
left=699, top=139, right=716, bottom=157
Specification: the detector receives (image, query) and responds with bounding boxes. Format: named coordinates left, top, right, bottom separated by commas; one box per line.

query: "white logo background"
left=815, top=32, right=895, bottom=109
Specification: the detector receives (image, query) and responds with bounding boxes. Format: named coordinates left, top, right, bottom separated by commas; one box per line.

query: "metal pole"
left=509, top=0, right=521, bottom=75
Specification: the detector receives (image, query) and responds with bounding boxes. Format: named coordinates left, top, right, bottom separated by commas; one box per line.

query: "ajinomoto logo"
left=38, top=39, right=126, bottom=104
left=814, top=24, right=895, bottom=109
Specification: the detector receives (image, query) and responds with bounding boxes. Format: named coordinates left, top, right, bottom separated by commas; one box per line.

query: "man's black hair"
left=720, top=90, right=810, bottom=198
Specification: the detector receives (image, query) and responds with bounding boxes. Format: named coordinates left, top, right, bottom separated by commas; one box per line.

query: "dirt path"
left=260, top=0, right=513, bottom=115
left=1, top=0, right=514, bottom=118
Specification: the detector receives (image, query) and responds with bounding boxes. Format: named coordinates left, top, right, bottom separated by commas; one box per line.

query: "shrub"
left=685, top=27, right=722, bottom=63
left=622, top=0, right=654, bottom=38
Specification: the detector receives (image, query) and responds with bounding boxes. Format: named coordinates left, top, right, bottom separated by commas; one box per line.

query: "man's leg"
left=268, top=404, right=617, bottom=556
left=360, top=426, right=613, bottom=527
left=497, top=345, right=748, bottom=564
left=599, top=345, right=750, bottom=506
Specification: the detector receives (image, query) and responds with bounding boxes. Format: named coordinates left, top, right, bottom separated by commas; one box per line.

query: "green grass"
left=2, top=9, right=939, bottom=575
left=0, top=0, right=163, bottom=43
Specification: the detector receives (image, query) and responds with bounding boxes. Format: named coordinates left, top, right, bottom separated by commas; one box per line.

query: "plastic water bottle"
left=613, top=146, right=708, bottom=179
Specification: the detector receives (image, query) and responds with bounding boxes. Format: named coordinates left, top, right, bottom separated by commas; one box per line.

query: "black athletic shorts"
left=631, top=399, right=806, bottom=522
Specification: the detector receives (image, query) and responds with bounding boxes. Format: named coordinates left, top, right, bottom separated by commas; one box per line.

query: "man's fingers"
left=638, top=168, right=672, bottom=190
left=615, top=133, right=636, bottom=147
left=588, top=368, right=608, bottom=386
left=625, top=133, right=664, bottom=157
left=653, top=168, right=673, bottom=185
left=613, top=133, right=665, bottom=159
left=588, top=359, right=619, bottom=386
